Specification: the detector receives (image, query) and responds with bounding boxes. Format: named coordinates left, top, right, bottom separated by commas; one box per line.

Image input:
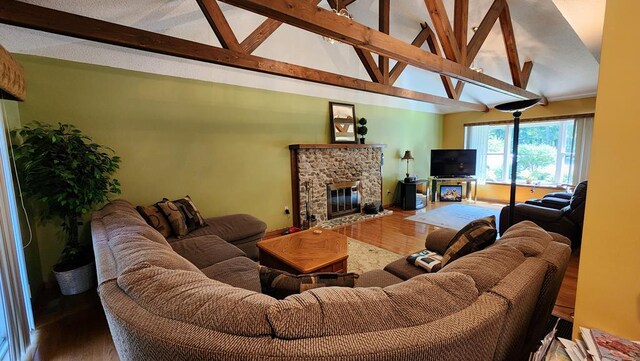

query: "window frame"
left=466, top=118, right=577, bottom=186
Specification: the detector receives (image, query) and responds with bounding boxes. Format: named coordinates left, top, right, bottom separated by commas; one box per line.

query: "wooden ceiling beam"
left=498, top=1, right=523, bottom=87
left=378, top=0, right=390, bottom=84
left=0, top=1, right=487, bottom=111
left=455, top=0, right=506, bottom=99
left=467, top=0, right=505, bottom=66
left=521, top=60, right=533, bottom=89
left=389, top=23, right=430, bottom=85
left=354, top=48, right=384, bottom=83
left=196, top=0, right=242, bottom=52
left=241, top=0, right=322, bottom=54
left=220, top=0, right=540, bottom=100
left=424, top=0, right=461, bottom=63
left=423, top=24, right=458, bottom=99
left=240, top=18, right=282, bottom=54
left=326, top=1, right=382, bottom=83
left=454, top=0, right=468, bottom=63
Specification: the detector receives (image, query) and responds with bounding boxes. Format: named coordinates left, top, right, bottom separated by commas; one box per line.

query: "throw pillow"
left=258, top=266, right=359, bottom=300
left=406, top=249, right=443, bottom=272
left=156, top=199, right=189, bottom=237
left=172, top=195, right=207, bottom=232
left=440, top=215, right=497, bottom=267
left=136, top=205, right=172, bottom=238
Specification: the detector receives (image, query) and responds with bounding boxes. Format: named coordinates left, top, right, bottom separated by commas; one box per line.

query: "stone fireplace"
left=289, top=144, right=385, bottom=228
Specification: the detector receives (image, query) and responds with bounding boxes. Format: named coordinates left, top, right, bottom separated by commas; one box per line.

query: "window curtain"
left=0, top=42, right=33, bottom=361
left=572, top=117, right=594, bottom=183
left=465, top=125, right=488, bottom=183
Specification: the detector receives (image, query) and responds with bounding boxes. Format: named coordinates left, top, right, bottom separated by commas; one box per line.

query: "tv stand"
left=428, top=176, right=478, bottom=203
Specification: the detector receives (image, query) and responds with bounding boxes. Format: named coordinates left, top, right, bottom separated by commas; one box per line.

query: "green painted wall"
left=14, top=55, right=443, bottom=280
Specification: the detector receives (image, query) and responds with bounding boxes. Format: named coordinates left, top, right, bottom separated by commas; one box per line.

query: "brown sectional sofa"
left=92, top=199, right=571, bottom=361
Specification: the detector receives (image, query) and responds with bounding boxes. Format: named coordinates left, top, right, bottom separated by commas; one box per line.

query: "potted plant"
left=11, top=122, right=121, bottom=295
left=357, top=117, right=368, bottom=144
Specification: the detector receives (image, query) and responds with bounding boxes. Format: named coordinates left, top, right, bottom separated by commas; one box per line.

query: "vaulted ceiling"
left=0, top=0, right=603, bottom=113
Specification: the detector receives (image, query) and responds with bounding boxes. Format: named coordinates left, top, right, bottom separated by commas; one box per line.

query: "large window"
left=465, top=117, right=593, bottom=186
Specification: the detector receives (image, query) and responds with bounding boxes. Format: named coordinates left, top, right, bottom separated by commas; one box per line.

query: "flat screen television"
left=430, top=149, right=477, bottom=178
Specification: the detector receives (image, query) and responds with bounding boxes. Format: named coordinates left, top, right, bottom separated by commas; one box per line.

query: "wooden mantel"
left=289, top=144, right=386, bottom=150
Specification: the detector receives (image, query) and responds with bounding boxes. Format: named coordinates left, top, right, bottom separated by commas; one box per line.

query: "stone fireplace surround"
left=289, top=144, right=385, bottom=228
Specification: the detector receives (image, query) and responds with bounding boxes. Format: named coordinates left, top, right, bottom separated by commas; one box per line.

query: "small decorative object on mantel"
left=329, top=102, right=357, bottom=144
left=357, top=117, right=368, bottom=144
left=401, top=150, right=417, bottom=183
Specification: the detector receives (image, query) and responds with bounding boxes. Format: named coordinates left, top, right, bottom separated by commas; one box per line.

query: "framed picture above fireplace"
left=329, top=102, right=357, bottom=144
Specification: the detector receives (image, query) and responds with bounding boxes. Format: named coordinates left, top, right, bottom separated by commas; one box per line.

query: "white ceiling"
left=0, top=0, right=604, bottom=113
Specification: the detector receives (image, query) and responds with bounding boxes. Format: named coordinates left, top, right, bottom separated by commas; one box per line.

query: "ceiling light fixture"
left=322, top=1, right=353, bottom=44
left=470, top=26, right=484, bottom=73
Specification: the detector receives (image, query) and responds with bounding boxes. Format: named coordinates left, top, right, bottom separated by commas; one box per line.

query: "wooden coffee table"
left=257, top=228, right=348, bottom=274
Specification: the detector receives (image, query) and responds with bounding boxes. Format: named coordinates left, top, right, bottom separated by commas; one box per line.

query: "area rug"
left=405, top=203, right=502, bottom=230
left=347, top=238, right=403, bottom=274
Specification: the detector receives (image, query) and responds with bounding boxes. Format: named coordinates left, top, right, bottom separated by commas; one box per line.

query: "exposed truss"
left=0, top=0, right=545, bottom=110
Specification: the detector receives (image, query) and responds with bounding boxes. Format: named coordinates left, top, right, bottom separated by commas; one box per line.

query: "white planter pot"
left=53, top=262, right=95, bottom=295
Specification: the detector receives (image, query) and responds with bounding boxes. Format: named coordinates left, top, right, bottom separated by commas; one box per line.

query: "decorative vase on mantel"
left=357, top=117, right=368, bottom=145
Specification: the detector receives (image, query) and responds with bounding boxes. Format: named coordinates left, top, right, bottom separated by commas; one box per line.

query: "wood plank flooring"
left=28, top=203, right=579, bottom=359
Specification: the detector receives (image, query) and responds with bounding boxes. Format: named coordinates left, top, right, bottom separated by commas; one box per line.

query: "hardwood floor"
left=29, top=288, right=118, bottom=361
left=28, top=203, right=579, bottom=359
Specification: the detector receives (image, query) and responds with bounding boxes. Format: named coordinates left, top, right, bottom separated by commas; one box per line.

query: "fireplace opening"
left=327, top=180, right=361, bottom=219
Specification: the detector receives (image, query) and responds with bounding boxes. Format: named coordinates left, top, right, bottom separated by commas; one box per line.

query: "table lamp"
left=401, top=150, right=416, bottom=183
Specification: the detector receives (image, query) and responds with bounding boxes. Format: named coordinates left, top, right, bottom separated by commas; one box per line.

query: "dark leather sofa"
left=499, top=181, right=587, bottom=248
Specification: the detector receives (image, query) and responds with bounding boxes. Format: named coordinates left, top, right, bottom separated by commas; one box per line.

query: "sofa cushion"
left=441, top=215, right=497, bottom=266
left=355, top=269, right=403, bottom=288
left=384, top=257, right=428, bottom=280
left=201, top=257, right=261, bottom=293
left=117, top=263, right=276, bottom=337
left=169, top=235, right=245, bottom=269
left=425, top=228, right=458, bottom=254
left=266, top=272, right=478, bottom=339
left=177, top=214, right=267, bottom=244
left=259, top=266, right=359, bottom=299
left=156, top=199, right=189, bottom=237
left=497, top=221, right=552, bottom=256
left=104, top=223, right=170, bottom=248
left=108, top=233, right=201, bottom=275
left=440, top=244, right=526, bottom=293
left=99, top=199, right=145, bottom=219
left=136, top=204, right=173, bottom=238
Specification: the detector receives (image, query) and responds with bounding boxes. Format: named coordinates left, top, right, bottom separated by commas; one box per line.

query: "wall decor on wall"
left=329, top=102, right=357, bottom=144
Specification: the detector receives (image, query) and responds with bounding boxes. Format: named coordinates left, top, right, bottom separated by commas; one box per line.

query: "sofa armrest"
left=425, top=228, right=458, bottom=254
left=539, top=197, right=571, bottom=209
left=543, top=192, right=572, bottom=200
left=513, top=204, right=565, bottom=222
left=499, top=204, right=565, bottom=235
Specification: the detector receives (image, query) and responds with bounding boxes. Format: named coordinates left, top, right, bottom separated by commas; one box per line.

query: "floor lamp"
left=495, top=98, right=542, bottom=228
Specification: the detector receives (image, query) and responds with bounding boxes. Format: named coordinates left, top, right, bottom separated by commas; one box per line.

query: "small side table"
left=399, top=179, right=428, bottom=210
